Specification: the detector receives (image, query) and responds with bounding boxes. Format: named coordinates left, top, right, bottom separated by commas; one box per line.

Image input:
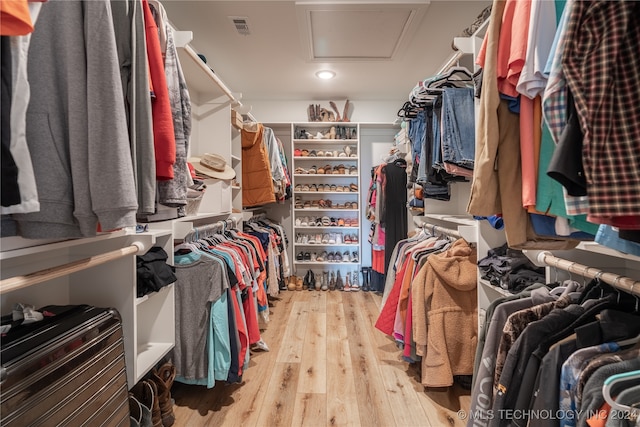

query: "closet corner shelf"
left=479, top=278, right=514, bottom=298
left=231, top=154, right=241, bottom=163
left=421, top=213, right=476, bottom=226
left=575, top=241, right=640, bottom=263
left=232, top=185, right=241, bottom=191
left=176, top=43, right=236, bottom=103
left=135, top=283, right=175, bottom=307
left=135, top=342, right=174, bottom=383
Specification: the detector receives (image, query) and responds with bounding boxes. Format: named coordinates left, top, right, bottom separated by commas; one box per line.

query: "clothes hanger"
left=602, top=370, right=640, bottom=417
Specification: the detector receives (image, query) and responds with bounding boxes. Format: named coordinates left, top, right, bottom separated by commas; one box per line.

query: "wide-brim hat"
left=188, top=153, right=235, bottom=180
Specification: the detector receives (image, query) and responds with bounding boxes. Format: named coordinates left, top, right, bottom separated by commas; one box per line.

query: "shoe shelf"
left=291, top=123, right=362, bottom=281
left=295, top=226, right=359, bottom=230
left=294, top=208, right=359, bottom=212
left=293, top=156, right=359, bottom=160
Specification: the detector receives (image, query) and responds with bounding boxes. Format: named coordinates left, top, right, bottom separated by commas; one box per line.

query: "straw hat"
left=188, top=153, right=235, bottom=180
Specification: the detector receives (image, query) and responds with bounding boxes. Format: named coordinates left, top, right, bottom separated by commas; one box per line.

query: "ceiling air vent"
left=229, top=16, right=250, bottom=36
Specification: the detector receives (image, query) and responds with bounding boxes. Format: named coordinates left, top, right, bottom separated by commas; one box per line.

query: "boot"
left=336, top=271, right=344, bottom=291
left=308, top=270, right=316, bottom=291
left=287, top=275, right=297, bottom=291
left=361, top=267, right=370, bottom=292
left=131, top=380, right=162, bottom=427
left=151, top=362, right=176, bottom=427
left=329, top=271, right=336, bottom=290
left=321, top=271, right=328, bottom=291
left=344, top=272, right=351, bottom=292
left=314, top=270, right=321, bottom=290
left=351, top=271, right=360, bottom=291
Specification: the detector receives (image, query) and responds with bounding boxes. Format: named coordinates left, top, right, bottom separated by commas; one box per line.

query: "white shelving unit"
left=291, top=122, right=362, bottom=288
left=0, top=230, right=172, bottom=388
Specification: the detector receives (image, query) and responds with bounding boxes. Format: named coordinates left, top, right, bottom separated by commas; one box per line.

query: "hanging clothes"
left=241, top=122, right=276, bottom=208
left=467, top=276, right=640, bottom=427
left=11, top=0, right=138, bottom=239
left=382, top=157, right=408, bottom=275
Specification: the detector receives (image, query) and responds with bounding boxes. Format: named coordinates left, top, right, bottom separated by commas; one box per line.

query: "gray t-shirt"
left=172, top=253, right=229, bottom=381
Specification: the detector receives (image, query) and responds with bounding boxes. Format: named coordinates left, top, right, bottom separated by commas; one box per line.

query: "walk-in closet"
left=2, top=0, right=639, bottom=426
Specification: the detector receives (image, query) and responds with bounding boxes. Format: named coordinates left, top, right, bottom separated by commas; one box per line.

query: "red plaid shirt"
left=562, top=0, right=640, bottom=220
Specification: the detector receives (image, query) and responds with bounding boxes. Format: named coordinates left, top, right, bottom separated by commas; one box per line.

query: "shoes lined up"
left=294, top=198, right=359, bottom=209
left=294, top=164, right=358, bottom=175
left=294, top=145, right=357, bottom=158
left=296, top=250, right=359, bottom=263
left=130, top=362, right=176, bottom=427
left=296, top=232, right=359, bottom=245
left=287, top=270, right=361, bottom=291
left=295, top=183, right=358, bottom=192
left=295, top=216, right=359, bottom=227
left=295, top=127, right=357, bottom=140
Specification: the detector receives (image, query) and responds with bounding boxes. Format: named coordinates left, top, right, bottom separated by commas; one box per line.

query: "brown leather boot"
left=151, top=362, right=176, bottom=427
left=131, top=380, right=162, bottom=427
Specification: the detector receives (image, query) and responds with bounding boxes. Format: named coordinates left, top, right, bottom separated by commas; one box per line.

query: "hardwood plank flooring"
left=171, top=290, right=471, bottom=426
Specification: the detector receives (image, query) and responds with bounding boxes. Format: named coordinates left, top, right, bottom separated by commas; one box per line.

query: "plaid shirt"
left=562, top=0, right=640, bottom=219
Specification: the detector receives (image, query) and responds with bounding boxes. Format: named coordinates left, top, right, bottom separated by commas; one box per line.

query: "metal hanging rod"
left=533, top=251, right=640, bottom=297
left=0, top=242, right=145, bottom=295
left=421, top=222, right=462, bottom=240
left=186, top=217, right=239, bottom=242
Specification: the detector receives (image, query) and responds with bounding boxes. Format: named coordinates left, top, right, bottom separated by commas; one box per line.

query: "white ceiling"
left=161, top=0, right=490, bottom=105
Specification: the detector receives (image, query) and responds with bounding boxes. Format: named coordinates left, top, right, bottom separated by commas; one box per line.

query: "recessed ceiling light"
left=315, top=70, right=336, bottom=80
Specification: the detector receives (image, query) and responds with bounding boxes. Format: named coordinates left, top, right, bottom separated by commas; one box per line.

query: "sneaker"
left=344, top=234, right=352, bottom=244
left=311, top=252, right=317, bottom=261
left=295, top=217, right=301, bottom=226
left=322, top=233, right=330, bottom=244
left=336, top=233, right=343, bottom=244
left=296, top=251, right=304, bottom=261
left=302, top=234, right=309, bottom=244
left=296, top=233, right=303, bottom=244
left=304, top=252, right=311, bottom=261
left=317, top=251, right=327, bottom=262
left=351, top=251, right=359, bottom=262
left=328, top=233, right=336, bottom=244
left=308, top=234, right=316, bottom=244
left=300, top=216, right=309, bottom=226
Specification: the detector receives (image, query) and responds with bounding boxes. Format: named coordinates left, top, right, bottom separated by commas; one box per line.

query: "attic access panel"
left=296, top=1, right=430, bottom=62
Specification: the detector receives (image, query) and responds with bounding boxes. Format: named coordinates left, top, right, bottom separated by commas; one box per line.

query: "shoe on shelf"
left=304, top=252, right=311, bottom=261
left=351, top=251, right=359, bottom=263
left=317, top=251, right=327, bottom=262
left=328, top=233, right=336, bottom=244
left=301, top=216, right=309, bottom=226
left=343, top=250, right=350, bottom=262
left=296, top=251, right=304, bottom=261
left=311, top=252, right=317, bottom=261
left=336, top=233, right=343, bottom=244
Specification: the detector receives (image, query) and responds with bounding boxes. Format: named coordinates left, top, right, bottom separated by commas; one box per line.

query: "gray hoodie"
left=14, top=0, right=137, bottom=238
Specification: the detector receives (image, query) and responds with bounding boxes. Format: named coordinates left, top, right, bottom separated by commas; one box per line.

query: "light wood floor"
left=171, top=290, right=471, bottom=427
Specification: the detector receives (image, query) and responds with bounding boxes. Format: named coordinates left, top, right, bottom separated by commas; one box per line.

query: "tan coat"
left=241, top=123, right=275, bottom=208
left=412, top=239, right=477, bottom=387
